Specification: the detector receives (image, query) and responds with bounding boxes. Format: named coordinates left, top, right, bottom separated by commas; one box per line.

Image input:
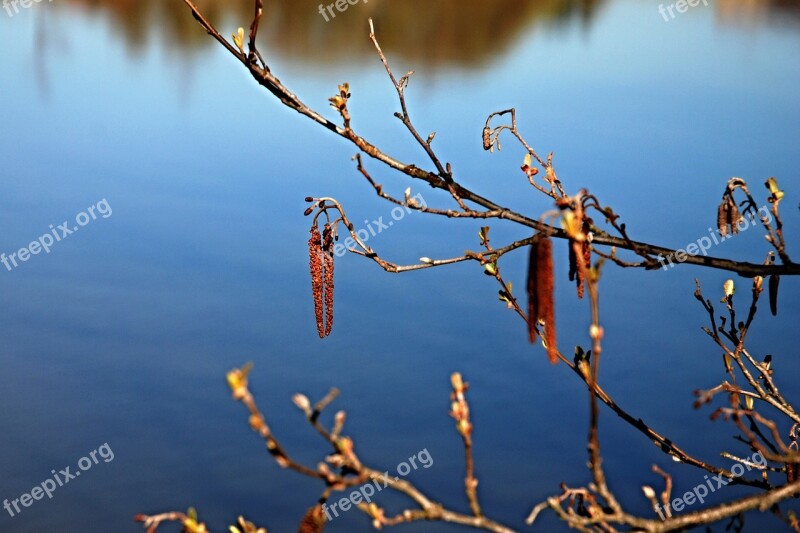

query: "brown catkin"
left=322, top=224, right=335, bottom=337
left=575, top=218, right=591, bottom=300
left=309, top=225, right=325, bottom=338
left=769, top=274, right=780, bottom=316
left=527, top=240, right=540, bottom=343
left=578, top=241, right=590, bottom=300
left=717, top=200, right=730, bottom=237
left=482, top=127, right=491, bottom=150
left=298, top=504, right=326, bottom=533
left=536, top=237, right=558, bottom=364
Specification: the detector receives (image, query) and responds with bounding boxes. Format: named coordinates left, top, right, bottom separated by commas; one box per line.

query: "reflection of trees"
left=61, top=0, right=606, bottom=67
left=717, top=0, right=800, bottom=26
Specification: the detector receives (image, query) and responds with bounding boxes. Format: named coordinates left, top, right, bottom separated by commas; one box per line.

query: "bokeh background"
left=1, top=0, right=799, bottom=531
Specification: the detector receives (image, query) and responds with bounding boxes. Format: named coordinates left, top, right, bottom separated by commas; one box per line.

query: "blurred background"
left=0, top=0, right=798, bottom=531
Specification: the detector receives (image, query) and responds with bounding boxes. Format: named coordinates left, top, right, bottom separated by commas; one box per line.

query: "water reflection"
left=717, top=0, right=800, bottom=26
left=61, top=0, right=607, bottom=66
left=50, top=0, right=800, bottom=68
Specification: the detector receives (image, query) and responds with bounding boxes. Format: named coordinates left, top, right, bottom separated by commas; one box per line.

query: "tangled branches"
left=137, top=1, right=800, bottom=531
left=137, top=366, right=516, bottom=533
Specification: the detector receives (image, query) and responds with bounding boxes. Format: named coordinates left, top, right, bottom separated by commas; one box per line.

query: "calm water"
left=1, top=1, right=799, bottom=531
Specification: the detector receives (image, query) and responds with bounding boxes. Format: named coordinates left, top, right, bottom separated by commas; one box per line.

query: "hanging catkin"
left=322, top=223, right=335, bottom=337
left=309, top=225, right=325, bottom=338
left=578, top=239, right=590, bottom=300
left=538, top=238, right=558, bottom=364
left=527, top=237, right=558, bottom=363
left=527, top=240, right=540, bottom=344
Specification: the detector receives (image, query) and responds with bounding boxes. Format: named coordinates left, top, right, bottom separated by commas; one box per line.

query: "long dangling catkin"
left=575, top=218, right=591, bottom=300
left=577, top=240, right=590, bottom=300
left=322, top=223, right=335, bottom=337
left=567, top=240, right=586, bottom=299
left=309, top=225, right=325, bottom=338
left=527, top=240, right=540, bottom=343
left=536, top=237, right=558, bottom=364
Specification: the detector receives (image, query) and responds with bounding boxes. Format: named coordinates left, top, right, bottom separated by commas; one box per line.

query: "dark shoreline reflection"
left=61, top=0, right=607, bottom=67
left=52, top=0, right=800, bottom=68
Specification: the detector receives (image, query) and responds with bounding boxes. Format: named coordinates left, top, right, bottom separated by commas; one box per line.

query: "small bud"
left=451, top=372, right=464, bottom=391
left=765, top=177, right=784, bottom=201
left=723, top=279, right=735, bottom=298
left=745, top=395, right=754, bottom=411
left=292, top=393, right=311, bottom=413
left=334, top=410, right=346, bottom=427
left=232, top=27, right=245, bottom=53
left=303, top=207, right=314, bottom=216
left=304, top=196, right=314, bottom=202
